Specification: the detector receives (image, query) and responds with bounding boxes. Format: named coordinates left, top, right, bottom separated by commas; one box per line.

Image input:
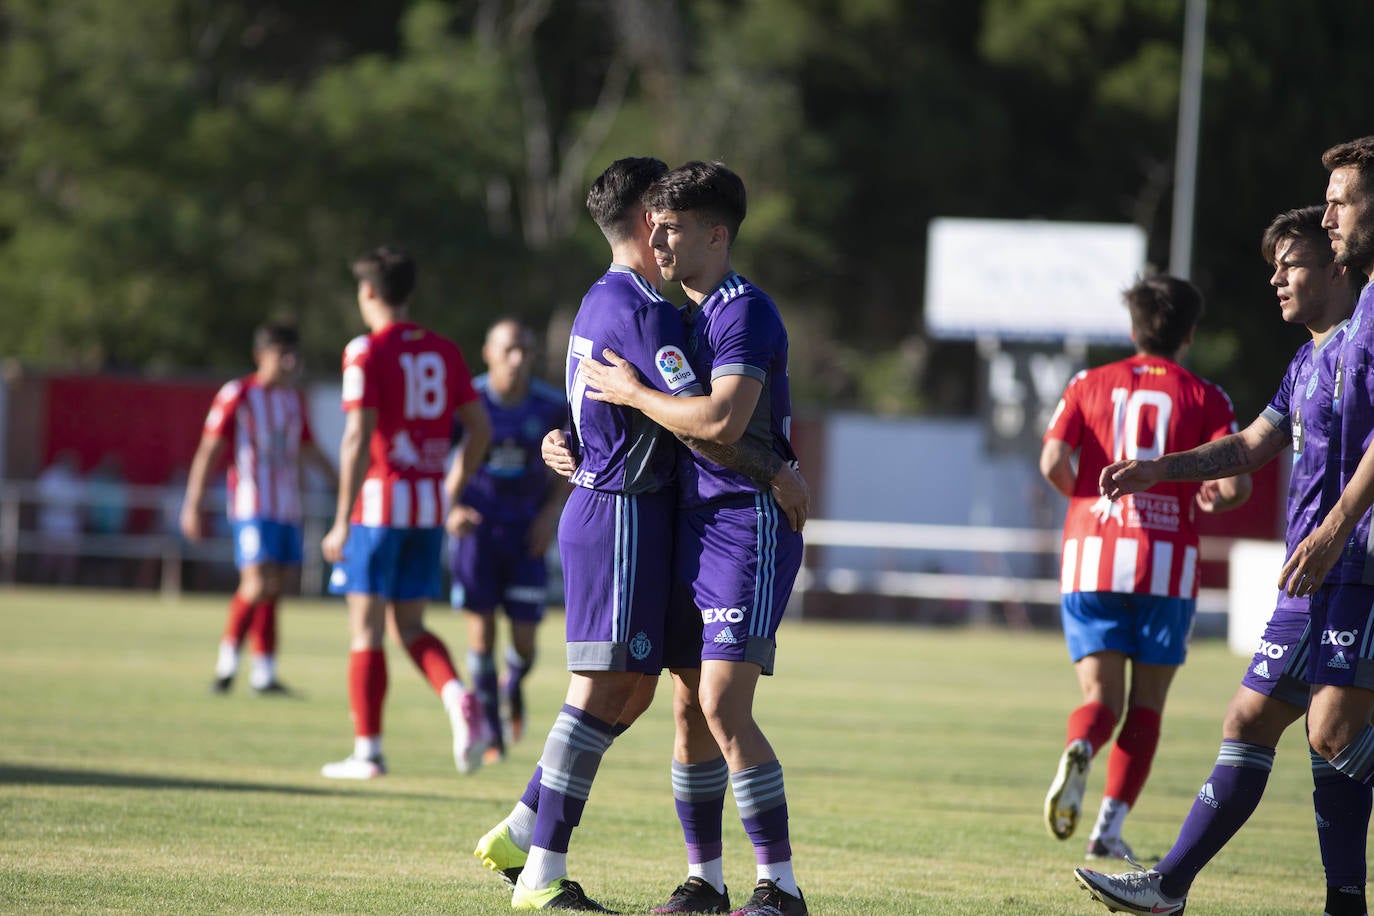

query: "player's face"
left=483, top=323, right=535, bottom=393
left=1271, top=237, right=1347, bottom=331
left=649, top=209, right=715, bottom=288
left=1324, top=167, right=1374, bottom=275
left=256, top=345, right=299, bottom=385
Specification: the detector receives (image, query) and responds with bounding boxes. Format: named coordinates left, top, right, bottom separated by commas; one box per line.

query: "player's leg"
left=1312, top=745, right=1372, bottom=916
left=246, top=521, right=304, bottom=694
left=1048, top=592, right=1130, bottom=841
left=501, top=543, right=551, bottom=747
left=320, top=590, right=389, bottom=778
left=465, top=609, right=504, bottom=762
left=214, top=521, right=268, bottom=693
left=505, top=620, right=539, bottom=744
left=451, top=525, right=505, bottom=760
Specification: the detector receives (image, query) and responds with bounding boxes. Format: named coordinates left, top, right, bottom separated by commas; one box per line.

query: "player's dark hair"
left=1322, top=136, right=1374, bottom=192
left=1123, top=274, right=1203, bottom=357
left=643, top=160, right=748, bottom=245
left=1261, top=205, right=1332, bottom=266
left=586, top=157, right=669, bottom=243
left=351, top=245, right=416, bottom=306
left=253, top=321, right=299, bottom=352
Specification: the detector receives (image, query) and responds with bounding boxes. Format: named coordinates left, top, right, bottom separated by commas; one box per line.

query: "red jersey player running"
left=320, top=245, right=493, bottom=779
left=182, top=322, right=337, bottom=696
left=1039, top=274, right=1251, bottom=859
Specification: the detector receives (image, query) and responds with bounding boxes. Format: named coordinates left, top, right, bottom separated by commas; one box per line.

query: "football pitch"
left=0, top=588, right=1339, bottom=914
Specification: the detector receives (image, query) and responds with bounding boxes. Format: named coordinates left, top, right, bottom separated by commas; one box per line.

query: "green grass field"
left=0, top=587, right=1343, bottom=914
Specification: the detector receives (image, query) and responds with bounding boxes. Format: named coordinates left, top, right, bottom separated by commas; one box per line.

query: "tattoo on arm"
left=1157, top=435, right=1252, bottom=480
left=678, top=434, right=783, bottom=488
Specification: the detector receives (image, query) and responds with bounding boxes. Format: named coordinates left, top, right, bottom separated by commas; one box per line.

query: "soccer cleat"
left=1045, top=738, right=1092, bottom=840
left=1074, top=867, right=1187, bottom=915
left=506, top=675, right=526, bottom=743
left=511, top=876, right=617, bottom=911
left=473, top=821, right=527, bottom=886
left=320, top=755, right=386, bottom=780
left=452, top=691, right=491, bottom=775
left=1086, top=835, right=1136, bottom=861
left=210, top=676, right=233, bottom=694
left=484, top=745, right=507, bottom=766
left=251, top=680, right=294, bottom=696
left=729, top=880, right=807, bottom=916
left=651, top=877, right=731, bottom=914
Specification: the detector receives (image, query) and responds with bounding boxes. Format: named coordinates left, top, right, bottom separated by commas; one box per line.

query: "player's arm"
left=677, top=433, right=809, bottom=531
left=581, top=348, right=760, bottom=445
left=1039, top=438, right=1076, bottom=499
left=180, top=433, right=226, bottom=541
left=321, top=407, right=375, bottom=564
left=527, top=470, right=571, bottom=556
left=444, top=398, right=493, bottom=538
left=1280, top=438, right=1374, bottom=597
left=300, top=439, right=339, bottom=491
left=1099, top=416, right=1283, bottom=500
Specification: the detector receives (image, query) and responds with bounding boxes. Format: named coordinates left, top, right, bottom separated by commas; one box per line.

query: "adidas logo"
left=1198, top=782, right=1219, bottom=809
left=1328, top=652, right=1351, bottom=670
left=714, top=627, right=738, bottom=645
left=1252, top=660, right=1270, bottom=679
left=1316, top=813, right=1332, bottom=829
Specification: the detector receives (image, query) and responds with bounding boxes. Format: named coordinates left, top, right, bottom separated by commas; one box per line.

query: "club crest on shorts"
left=629, top=631, right=653, bottom=660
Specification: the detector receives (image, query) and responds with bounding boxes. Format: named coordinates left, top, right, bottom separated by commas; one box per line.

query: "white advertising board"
left=924, top=218, right=1147, bottom=343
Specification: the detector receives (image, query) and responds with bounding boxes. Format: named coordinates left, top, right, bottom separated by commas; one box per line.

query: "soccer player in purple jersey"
left=447, top=318, right=569, bottom=764
left=1075, top=206, right=1369, bottom=915
left=579, top=161, right=810, bottom=916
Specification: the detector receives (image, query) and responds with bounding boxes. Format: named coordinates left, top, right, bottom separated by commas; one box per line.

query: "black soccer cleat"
left=651, top=876, right=731, bottom=913
left=729, top=879, right=808, bottom=916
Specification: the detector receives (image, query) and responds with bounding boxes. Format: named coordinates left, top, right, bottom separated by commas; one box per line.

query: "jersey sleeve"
left=340, top=335, right=374, bottom=412
left=1044, top=371, right=1088, bottom=447
left=626, top=302, right=703, bottom=397
left=709, top=297, right=779, bottom=384
left=203, top=379, right=242, bottom=439
left=1262, top=349, right=1302, bottom=432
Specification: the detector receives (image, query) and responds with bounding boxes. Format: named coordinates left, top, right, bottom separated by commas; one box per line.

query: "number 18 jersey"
left=340, top=320, right=479, bottom=528
left=1044, top=354, right=1238, bottom=598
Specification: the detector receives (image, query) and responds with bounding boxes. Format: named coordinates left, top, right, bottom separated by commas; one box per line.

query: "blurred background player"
left=181, top=322, right=336, bottom=695
left=34, top=449, right=84, bottom=585
left=1039, top=275, right=1251, bottom=860
left=1074, top=206, right=1371, bottom=916
left=447, top=317, right=569, bottom=764
left=320, top=245, right=493, bottom=779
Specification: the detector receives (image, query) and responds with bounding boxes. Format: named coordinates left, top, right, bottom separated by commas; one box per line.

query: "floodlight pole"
left=1169, top=0, right=1207, bottom=280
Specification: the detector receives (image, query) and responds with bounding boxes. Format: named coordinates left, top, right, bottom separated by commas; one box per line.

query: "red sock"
left=222, top=594, right=254, bottom=644
left=1103, top=706, right=1162, bottom=806
left=404, top=632, right=460, bottom=695
left=249, top=600, right=278, bottom=656
left=1067, top=701, right=1118, bottom=757
left=349, top=649, right=387, bottom=737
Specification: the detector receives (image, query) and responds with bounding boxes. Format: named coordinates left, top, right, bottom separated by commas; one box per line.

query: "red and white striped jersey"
left=203, top=375, right=314, bottom=524
left=1044, top=354, right=1238, bottom=599
left=341, top=321, right=478, bottom=528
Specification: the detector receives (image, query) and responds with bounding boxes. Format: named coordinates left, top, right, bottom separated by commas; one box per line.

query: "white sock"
left=440, top=679, right=464, bottom=712
left=759, top=860, right=798, bottom=897
left=520, top=846, right=566, bottom=890
left=249, top=654, right=276, bottom=689
left=506, top=801, right=537, bottom=851
left=353, top=735, right=382, bottom=761
left=688, top=857, right=726, bottom=894
left=1090, top=797, right=1130, bottom=841
left=215, top=641, right=239, bottom=678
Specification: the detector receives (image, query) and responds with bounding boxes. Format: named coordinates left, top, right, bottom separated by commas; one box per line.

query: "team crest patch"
left=655, top=346, right=697, bottom=389
left=629, top=631, right=653, bottom=660
left=1306, top=372, right=1319, bottom=398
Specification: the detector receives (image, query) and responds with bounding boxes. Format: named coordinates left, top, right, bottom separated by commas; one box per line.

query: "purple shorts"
left=559, top=486, right=674, bottom=673
left=1307, top=583, right=1374, bottom=689
left=449, top=521, right=548, bottom=623
left=676, top=495, right=803, bottom=675
left=1239, top=591, right=1314, bottom=708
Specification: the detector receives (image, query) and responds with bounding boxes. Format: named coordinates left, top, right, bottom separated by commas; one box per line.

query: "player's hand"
left=542, top=428, right=576, bottom=479
left=1195, top=479, right=1226, bottom=513
left=321, top=521, right=349, bottom=564
left=1278, top=518, right=1345, bottom=597
left=527, top=504, right=560, bottom=556
left=580, top=348, right=645, bottom=408
left=770, top=464, right=809, bottom=532
left=446, top=504, right=483, bottom=538
left=1098, top=459, right=1160, bottom=500
left=179, top=504, right=203, bottom=542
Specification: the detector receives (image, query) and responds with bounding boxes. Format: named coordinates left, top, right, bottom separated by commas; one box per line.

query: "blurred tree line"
left=1, top=0, right=1372, bottom=420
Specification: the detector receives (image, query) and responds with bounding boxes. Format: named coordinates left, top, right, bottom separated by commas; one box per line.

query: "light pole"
left=1170, top=0, right=1207, bottom=280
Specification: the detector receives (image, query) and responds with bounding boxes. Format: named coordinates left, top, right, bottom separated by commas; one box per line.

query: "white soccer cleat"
left=321, top=755, right=386, bottom=780
left=1085, top=835, right=1135, bottom=861
left=1045, top=738, right=1092, bottom=840
left=451, top=691, right=491, bottom=775
left=1074, top=867, right=1186, bottom=915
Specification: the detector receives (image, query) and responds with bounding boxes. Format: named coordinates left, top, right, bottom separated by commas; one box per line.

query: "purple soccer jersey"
left=1326, top=282, right=1374, bottom=584
left=566, top=264, right=702, bottom=496
left=458, top=375, right=568, bottom=523
left=1264, top=324, right=1348, bottom=556
left=677, top=273, right=798, bottom=508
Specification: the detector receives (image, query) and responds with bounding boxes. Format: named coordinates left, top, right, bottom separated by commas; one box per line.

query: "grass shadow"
left=0, top=764, right=451, bottom=801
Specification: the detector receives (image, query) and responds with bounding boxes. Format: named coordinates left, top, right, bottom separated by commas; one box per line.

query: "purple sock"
left=672, top=757, right=729, bottom=864
left=731, top=760, right=792, bottom=865
left=1155, top=740, right=1274, bottom=899
left=467, top=650, right=502, bottom=747
left=530, top=705, right=614, bottom=853
left=520, top=765, right=543, bottom=812
left=1313, top=746, right=1371, bottom=888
